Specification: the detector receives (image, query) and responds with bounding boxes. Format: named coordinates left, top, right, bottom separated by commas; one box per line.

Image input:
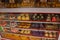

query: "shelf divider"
left=0, top=8, right=60, bottom=13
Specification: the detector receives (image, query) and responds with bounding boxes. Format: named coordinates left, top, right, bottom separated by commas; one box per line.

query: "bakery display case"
left=0, top=0, right=60, bottom=40
left=0, top=13, right=60, bottom=40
